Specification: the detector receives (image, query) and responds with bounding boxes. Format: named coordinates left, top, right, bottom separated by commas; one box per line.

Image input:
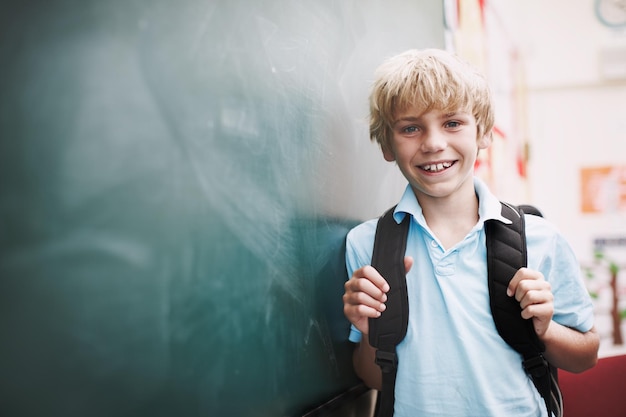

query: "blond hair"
left=369, top=49, right=494, bottom=155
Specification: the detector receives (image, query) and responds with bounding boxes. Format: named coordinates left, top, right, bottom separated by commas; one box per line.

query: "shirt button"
left=430, top=240, right=438, bottom=248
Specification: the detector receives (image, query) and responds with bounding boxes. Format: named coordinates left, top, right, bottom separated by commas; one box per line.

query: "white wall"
left=488, top=0, right=626, bottom=262
left=487, top=0, right=626, bottom=356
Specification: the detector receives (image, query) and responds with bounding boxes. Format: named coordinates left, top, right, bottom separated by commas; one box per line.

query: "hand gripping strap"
left=485, top=203, right=562, bottom=417
left=368, top=207, right=410, bottom=417
left=485, top=203, right=544, bottom=355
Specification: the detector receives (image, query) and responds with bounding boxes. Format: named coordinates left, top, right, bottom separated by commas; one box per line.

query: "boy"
left=342, top=49, right=599, bottom=416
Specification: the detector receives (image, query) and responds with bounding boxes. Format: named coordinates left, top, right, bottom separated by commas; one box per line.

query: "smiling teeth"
left=422, top=162, right=452, bottom=172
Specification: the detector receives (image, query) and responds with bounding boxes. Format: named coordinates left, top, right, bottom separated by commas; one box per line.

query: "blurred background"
left=0, top=0, right=624, bottom=416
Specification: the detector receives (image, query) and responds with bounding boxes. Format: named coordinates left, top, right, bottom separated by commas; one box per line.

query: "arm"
left=343, top=257, right=414, bottom=389
left=352, top=335, right=382, bottom=390
left=508, top=267, right=599, bottom=373
left=343, top=264, right=387, bottom=390
left=541, top=322, right=599, bottom=372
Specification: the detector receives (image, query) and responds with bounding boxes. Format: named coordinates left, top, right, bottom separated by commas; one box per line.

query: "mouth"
left=419, top=161, right=455, bottom=173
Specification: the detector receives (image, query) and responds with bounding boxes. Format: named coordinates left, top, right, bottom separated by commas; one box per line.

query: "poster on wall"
left=580, top=165, right=626, bottom=356
left=580, top=165, right=626, bottom=214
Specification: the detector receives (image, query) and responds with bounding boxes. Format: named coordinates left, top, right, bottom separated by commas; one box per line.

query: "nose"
left=420, top=129, right=447, bottom=152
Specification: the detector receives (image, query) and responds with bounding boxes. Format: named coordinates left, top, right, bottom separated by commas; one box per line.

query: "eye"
left=401, top=125, right=419, bottom=134
left=445, top=120, right=461, bottom=128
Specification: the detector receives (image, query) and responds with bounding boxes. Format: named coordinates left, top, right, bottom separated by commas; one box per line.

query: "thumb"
left=404, top=256, right=414, bottom=274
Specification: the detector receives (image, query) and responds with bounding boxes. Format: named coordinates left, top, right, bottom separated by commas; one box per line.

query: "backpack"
left=368, top=202, right=562, bottom=417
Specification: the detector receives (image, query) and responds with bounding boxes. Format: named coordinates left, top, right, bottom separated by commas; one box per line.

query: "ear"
left=477, top=130, right=493, bottom=150
left=381, top=142, right=396, bottom=161
left=382, top=146, right=396, bottom=162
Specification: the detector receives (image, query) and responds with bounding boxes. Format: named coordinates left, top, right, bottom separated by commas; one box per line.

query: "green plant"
left=584, top=250, right=624, bottom=346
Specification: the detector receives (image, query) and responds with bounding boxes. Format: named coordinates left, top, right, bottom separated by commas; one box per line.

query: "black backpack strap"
left=485, top=202, right=562, bottom=417
left=368, top=206, right=410, bottom=417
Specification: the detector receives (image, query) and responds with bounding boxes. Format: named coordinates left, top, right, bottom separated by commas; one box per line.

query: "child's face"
left=384, top=105, right=491, bottom=202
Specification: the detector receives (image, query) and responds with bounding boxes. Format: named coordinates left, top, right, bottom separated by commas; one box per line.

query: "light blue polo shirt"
left=346, top=178, right=594, bottom=417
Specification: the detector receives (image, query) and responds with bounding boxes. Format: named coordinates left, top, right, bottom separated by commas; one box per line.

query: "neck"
left=416, top=187, right=480, bottom=250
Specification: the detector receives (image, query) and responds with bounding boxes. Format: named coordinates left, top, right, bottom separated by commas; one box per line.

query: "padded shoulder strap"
left=486, top=203, right=561, bottom=417
left=485, top=203, right=545, bottom=356
left=368, top=206, right=410, bottom=417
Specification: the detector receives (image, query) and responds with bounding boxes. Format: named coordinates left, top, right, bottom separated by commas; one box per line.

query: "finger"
left=507, top=267, right=527, bottom=297
left=507, top=267, right=543, bottom=297
left=517, top=282, right=553, bottom=309
left=345, top=277, right=387, bottom=305
left=343, top=284, right=388, bottom=311
left=356, top=265, right=390, bottom=294
left=520, top=302, right=553, bottom=321
left=520, top=302, right=554, bottom=336
left=345, top=301, right=387, bottom=320
left=404, top=256, right=414, bottom=274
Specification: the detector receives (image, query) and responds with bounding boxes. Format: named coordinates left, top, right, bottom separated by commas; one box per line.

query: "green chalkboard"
left=0, top=1, right=444, bottom=415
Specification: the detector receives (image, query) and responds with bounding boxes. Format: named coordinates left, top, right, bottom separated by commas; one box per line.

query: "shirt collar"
left=475, top=177, right=511, bottom=225
left=392, top=177, right=511, bottom=226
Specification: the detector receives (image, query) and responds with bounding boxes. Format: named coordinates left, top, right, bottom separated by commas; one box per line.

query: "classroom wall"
left=488, top=0, right=626, bottom=261
left=487, top=0, right=626, bottom=356
left=0, top=1, right=443, bottom=416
